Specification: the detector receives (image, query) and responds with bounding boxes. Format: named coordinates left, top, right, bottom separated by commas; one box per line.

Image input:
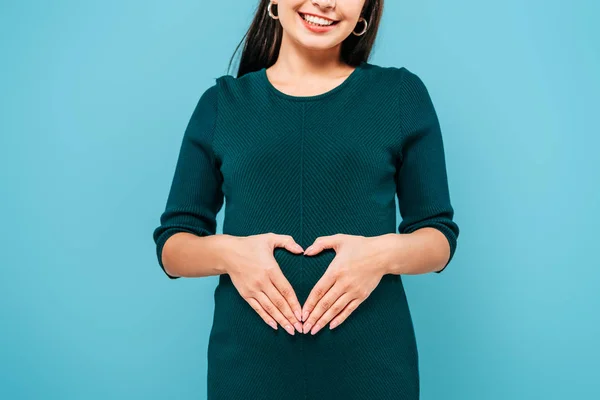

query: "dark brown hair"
left=227, top=0, right=385, bottom=78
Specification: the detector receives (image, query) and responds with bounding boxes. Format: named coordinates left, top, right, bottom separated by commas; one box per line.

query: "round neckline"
left=260, top=61, right=367, bottom=102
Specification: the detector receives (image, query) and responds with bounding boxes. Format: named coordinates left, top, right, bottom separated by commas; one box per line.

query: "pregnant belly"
left=208, top=245, right=418, bottom=367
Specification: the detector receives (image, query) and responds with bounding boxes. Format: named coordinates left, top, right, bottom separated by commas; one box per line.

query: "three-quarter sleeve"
left=395, top=68, right=459, bottom=273
left=152, top=83, right=224, bottom=279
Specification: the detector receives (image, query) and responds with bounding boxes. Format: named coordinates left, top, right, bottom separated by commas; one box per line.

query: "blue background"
left=1, top=0, right=598, bottom=398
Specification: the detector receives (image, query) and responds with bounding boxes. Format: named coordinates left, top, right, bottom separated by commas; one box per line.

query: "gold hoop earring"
left=352, top=17, right=368, bottom=36
left=268, top=1, right=279, bottom=20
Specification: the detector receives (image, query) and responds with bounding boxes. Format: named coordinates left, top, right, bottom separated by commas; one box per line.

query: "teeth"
left=301, top=13, right=334, bottom=26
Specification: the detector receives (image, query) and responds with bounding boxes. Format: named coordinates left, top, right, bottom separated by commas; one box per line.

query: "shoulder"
left=197, top=80, right=219, bottom=106
left=188, top=80, right=219, bottom=124
left=186, top=73, right=234, bottom=129
left=192, top=69, right=250, bottom=102
left=216, top=69, right=262, bottom=95
left=360, top=62, right=431, bottom=99
left=359, top=61, right=400, bottom=82
left=191, top=68, right=259, bottom=112
left=194, top=70, right=266, bottom=108
left=359, top=62, right=405, bottom=80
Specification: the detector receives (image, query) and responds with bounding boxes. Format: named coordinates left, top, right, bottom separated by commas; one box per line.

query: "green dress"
left=153, top=61, right=459, bottom=400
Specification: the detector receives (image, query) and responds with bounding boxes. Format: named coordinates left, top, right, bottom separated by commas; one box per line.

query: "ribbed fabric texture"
left=152, top=62, right=459, bottom=400
left=153, top=82, right=222, bottom=279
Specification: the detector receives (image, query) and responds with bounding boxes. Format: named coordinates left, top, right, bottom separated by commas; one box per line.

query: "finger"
left=270, top=233, right=304, bottom=254
left=301, top=261, right=339, bottom=321
left=304, top=234, right=342, bottom=256
left=269, top=269, right=303, bottom=328
left=310, top=292, right=353, bottom=335
left=329, top=298, right=361, bottom=330
left=303, top=281, right=344, bottom=334
left=245, top=297, right=278, bottom=330
left=256, top=291, right=296, bottom=336
left=263, top=280, right=303, bottom=333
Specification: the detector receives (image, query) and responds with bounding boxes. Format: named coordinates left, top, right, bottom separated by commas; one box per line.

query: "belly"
left=207, top=248, right=419, bottom=399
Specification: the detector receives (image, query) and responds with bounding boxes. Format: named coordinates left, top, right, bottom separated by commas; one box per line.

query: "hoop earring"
left=352, top=17, right=368, bottom=36
left=268, top=1, right=279, bottom=20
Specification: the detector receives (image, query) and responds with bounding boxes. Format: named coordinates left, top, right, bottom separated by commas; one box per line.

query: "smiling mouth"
left=298, top=12, right=340, bottom=27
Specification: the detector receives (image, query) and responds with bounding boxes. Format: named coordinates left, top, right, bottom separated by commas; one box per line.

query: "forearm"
left=379, top=229, right=451, bottom=275
left=161, top=232, right=233, bottom=278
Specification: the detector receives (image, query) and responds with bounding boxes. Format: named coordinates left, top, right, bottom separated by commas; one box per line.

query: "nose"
left=310, top=0, right=335, bottom=9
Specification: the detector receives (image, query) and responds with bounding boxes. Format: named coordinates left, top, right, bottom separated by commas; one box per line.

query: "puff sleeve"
left=395, top=68, right=459, bottom=273
left=152, top=83, right=224, bottom=279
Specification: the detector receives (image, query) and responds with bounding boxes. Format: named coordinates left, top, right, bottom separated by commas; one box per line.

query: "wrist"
left=211, top=234, right=237, bottom=275
left=376, top=233, right=407, bottom=276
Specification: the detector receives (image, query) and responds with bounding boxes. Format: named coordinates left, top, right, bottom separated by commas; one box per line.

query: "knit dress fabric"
left=152, top=61, right=459, bottom=400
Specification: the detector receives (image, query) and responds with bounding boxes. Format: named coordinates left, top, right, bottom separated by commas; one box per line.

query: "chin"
left=293, top=34, right=342, bottom=51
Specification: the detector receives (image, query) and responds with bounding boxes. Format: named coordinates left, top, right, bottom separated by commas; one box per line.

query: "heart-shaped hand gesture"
left=301, top=233, right=388, bottom=334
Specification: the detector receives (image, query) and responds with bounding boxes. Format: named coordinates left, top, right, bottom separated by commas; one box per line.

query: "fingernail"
left=304, top=246, right=312, bottom=255
left=269, top=320, right=277, bottom=330
left=302, top=310, right=309, bottom=322
left=311, top=324, right=321, bottom=335
left=285, top=324, right=295, bottom=335
left=295, top=310, right=302, bottom=321
left=303, top=322, right=312, bottom=334
left=330, top=320, right=338, bottom=330
left=294, top=322, right=303, bottom=333
left=295, top=244, right=304, bottom=252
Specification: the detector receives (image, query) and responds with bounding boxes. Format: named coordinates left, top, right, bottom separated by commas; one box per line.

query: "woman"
left=152, top=0, right=460, bottom=399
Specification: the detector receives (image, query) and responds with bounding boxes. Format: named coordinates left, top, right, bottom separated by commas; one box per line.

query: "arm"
left=160, top=232, right=231, bottom=278
left=378, top=229, right=453, bottom=275
left=152, top=82, right=227, bottom=279
left=385, top=67, right=460, bottom=275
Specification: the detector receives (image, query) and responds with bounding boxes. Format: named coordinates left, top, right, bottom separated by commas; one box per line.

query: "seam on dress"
left=209, top=79, right=220, bottom=174
left=395, top=67, right=407, bottom=165
left=301, top=102, right=307, bottom=400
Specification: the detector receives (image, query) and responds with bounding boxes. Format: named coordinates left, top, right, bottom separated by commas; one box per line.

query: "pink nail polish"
left=303, top=322, right=312, bottom=334
left=302, top=310, right=309, bottom=322
left=285, top=324, right=295, bottom=335
left=311, top=324, right=321, bottom=335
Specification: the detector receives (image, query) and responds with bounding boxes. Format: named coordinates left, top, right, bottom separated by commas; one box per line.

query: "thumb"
left=304, top=234, right=342, bottom=256
left=270, top=233, right=304, bottom=254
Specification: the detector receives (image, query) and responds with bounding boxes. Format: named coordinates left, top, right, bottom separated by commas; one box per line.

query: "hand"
left=225, top=233, right=304, bottom=335
left=301, top=234, right=387, bottom=334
